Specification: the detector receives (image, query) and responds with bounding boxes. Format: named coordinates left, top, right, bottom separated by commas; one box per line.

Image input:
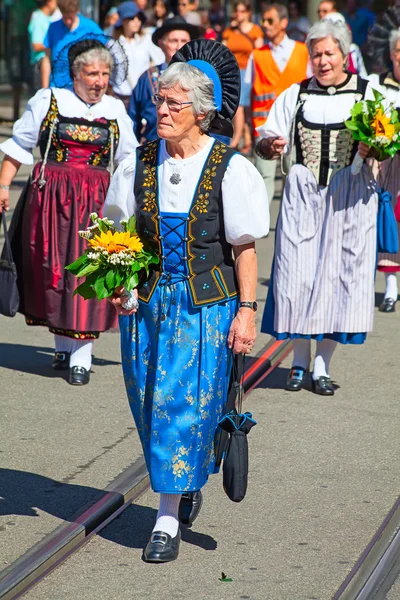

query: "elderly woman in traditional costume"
left=257, top=20, right=377, bottom=396
left=104, top=40, right=269, bottom=562
left=368, top=30, right=400, bottom=313
left=0, top=37, right=137, bottom=385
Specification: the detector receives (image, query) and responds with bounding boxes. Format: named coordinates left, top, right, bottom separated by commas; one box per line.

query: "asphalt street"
left=0, top=119, right=399, bottom=599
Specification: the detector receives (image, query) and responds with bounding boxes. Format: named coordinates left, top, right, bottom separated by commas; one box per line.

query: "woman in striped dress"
left=257, top=20, right=378, bottom=396
left=368, top=30, right=400, bottom=313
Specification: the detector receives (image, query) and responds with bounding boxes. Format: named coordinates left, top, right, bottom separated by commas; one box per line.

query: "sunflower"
left=372, top=108, right=396, bottom=139
left=88, top=230, right=143, bottom=253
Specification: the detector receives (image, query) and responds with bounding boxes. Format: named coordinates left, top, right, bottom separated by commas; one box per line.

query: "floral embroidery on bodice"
left=39, top=92, right=119, bottom=167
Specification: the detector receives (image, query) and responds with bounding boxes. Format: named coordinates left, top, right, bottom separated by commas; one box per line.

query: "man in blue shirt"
left=41, top=0, right=102, bottom=87
left=129, top=16, right=200, bottom=143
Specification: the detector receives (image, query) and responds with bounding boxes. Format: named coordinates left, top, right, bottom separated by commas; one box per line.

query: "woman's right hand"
left=108, top=286, right=138, bottom=315
left=0, top=188, right=9, bottom=213
left=258, top=137, right=287, bottom=160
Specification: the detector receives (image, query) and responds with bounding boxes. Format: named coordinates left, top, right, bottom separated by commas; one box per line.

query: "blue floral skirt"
left=119, top=282, right=237, bottom=493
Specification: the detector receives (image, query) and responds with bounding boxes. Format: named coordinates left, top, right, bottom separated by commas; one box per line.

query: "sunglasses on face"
left=152, top=94, right=193, bottom=111
left=264, top=17, right=279, bottom=25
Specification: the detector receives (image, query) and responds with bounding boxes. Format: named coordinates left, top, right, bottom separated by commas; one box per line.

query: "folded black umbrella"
left=218, top=354, right=257, bottom=503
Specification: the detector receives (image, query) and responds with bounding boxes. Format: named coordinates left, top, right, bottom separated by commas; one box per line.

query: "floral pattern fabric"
left=119, top=212, right=237, bottom=493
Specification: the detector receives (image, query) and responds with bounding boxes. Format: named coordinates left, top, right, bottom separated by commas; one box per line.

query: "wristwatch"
left=239, top=301, right=258, bottom=312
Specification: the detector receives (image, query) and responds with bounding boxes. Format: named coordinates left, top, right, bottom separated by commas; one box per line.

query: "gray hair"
left=71, top=47, right=113, bottom=78
left=306, top=20, right=351, bottom=57
left=389, top=29, right=400, bottom=53
left=158, top=62, right=216, bottom=133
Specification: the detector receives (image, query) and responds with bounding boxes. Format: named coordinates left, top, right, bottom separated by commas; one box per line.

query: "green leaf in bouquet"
left=344, top=119, right=360, bottom=132
left=125, top=273, right=139, bottom=291
left=93, top=276, right=112, bottom=300
left=96, top=219, right=109, bottom=234
left=75, top=262, right=101, bottom=278
left=372, top=88, right=384, bottom=104
left=130, top=261, right=143, bottom=273
left=349, top=102, right=363, bottom=118
left=105, top=269, right=116, bottom=292
left=73, top=280, right=97, bottom=299
left=114, top=271, right=123, bottom=287
left=126, top=215, right=137, bottom=234
left=65, top=253, right=89, bottom=274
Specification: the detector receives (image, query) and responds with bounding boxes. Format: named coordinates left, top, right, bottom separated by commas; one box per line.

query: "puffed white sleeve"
left=255, top=83, right=300, bottom=154
left=0, top=88, right=51, bottom=164
left=103, top=151, right=137, bottom=227
left=222, top=154, right=270, bottom=245
left=114, top=100, right=139, bottom=164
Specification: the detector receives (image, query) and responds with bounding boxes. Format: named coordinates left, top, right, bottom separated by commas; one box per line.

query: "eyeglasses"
left=152, top=94, right=193, bottom=111
left=264, top=17, right=278, bottom=25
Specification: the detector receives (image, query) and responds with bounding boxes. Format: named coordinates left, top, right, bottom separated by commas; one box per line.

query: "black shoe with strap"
left=52, top=351, right=70, bottom=370
left=143, top=530, right=181, bottom=563
left=285, top=366, right=308, bottom=391
left=178, top=490, right=203, bottom=527
left=379, top=298, right=396, bottom=313
left=311, top=376, right=335, bottom=396
left=69, top=366, right=90, bottom=386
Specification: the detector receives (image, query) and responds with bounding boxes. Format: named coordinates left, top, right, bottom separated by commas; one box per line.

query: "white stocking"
left=291, top=339, right=311, bottom=370
left=54, top=334, right=72, bottom=354
left=69, top=339, right=93, bottom=371
left=384, top=273, right=398, bottom=300
left=313, top=339, right=337, bottom=380
left=152, top=493, right=181, bottom=538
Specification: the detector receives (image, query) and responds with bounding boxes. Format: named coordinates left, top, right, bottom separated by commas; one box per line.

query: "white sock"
left=313, top=340, right=337, bottom=380
left=54, top=334, right=72, bottom=354
left=152, top=493, right=181, bottom=538
left=291, top=339, right=311, bottom=370
left=69, top=340, right=93, bottom=371
left=384, top=273, right=398, bottom=300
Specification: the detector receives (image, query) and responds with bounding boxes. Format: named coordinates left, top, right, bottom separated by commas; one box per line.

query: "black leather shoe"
left=285, top=366, right=308, bottom=391
left=52, top=351, right=70, bottom=370
left=69, top=366, right=90, bottom=386
left=178, top=491, right=203, bottom=527
left=311, top=376, right=335, bottom=396
left=143, top=530, right=181, bottom=563
left=379, top=298, right=396, bottom=313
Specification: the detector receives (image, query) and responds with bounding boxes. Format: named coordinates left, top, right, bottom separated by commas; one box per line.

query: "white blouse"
left=256, top=79, right=376, bottom=154
left=103, top=137, right=270, bottom=245
left=112, top=34, right=165, bottom=96
left=368, top=73, right=400, bottom=107
left=0, top=87, right=138, bottom=166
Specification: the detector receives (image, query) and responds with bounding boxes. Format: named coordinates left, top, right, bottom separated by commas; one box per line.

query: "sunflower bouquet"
left=345, top=88, right=400, bottom=175
left=66, top=213, right=158, bottom=308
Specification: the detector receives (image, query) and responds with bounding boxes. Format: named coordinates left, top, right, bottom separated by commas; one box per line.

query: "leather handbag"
left=218, top=354, right=257, bottom=503
left=0, top=211, right=20, bottom=317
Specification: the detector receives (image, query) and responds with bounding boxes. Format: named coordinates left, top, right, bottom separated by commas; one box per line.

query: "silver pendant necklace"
left=170, top=173, right=181, bottom=185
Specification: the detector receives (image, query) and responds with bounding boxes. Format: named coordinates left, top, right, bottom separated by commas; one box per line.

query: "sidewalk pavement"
left=1, top=124, right=399, bottom=599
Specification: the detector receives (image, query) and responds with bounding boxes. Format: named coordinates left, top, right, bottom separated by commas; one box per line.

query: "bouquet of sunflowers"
left=66, top=213, right=158, bottom=309
left=345, top=89, right=400, bottom=175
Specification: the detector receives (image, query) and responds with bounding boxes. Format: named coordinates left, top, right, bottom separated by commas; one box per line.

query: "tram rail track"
left=0, top=338, right=292, bottom=600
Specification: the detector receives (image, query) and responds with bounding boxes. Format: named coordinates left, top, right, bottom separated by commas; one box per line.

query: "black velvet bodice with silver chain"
left=294, top=73, right=369, bottom=186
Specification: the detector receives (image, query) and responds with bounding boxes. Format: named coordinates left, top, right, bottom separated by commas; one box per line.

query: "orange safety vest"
left=252, top=41, right=309, bottom=136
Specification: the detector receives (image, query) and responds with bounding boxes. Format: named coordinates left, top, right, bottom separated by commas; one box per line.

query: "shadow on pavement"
left=0, top=469, right=218, bottom=552
left=0, top=343, right=120, bottom=377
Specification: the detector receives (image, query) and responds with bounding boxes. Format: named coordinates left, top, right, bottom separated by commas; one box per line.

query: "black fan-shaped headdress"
left=52, top=33, right=128, bottom=88
left=170, top=39, right=241, bottom=138
left=366, top=6, right=400, bottom=71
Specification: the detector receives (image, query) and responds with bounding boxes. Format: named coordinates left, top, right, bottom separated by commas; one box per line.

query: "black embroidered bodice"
left=38, top=92, right=119, bottom=167
left=134, top=139, right=239, bottom=307
left=294, top=73, right=369, bottom=186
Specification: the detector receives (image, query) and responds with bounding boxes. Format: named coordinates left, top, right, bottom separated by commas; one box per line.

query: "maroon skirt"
left=21, top=160, right=118, bottom=335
